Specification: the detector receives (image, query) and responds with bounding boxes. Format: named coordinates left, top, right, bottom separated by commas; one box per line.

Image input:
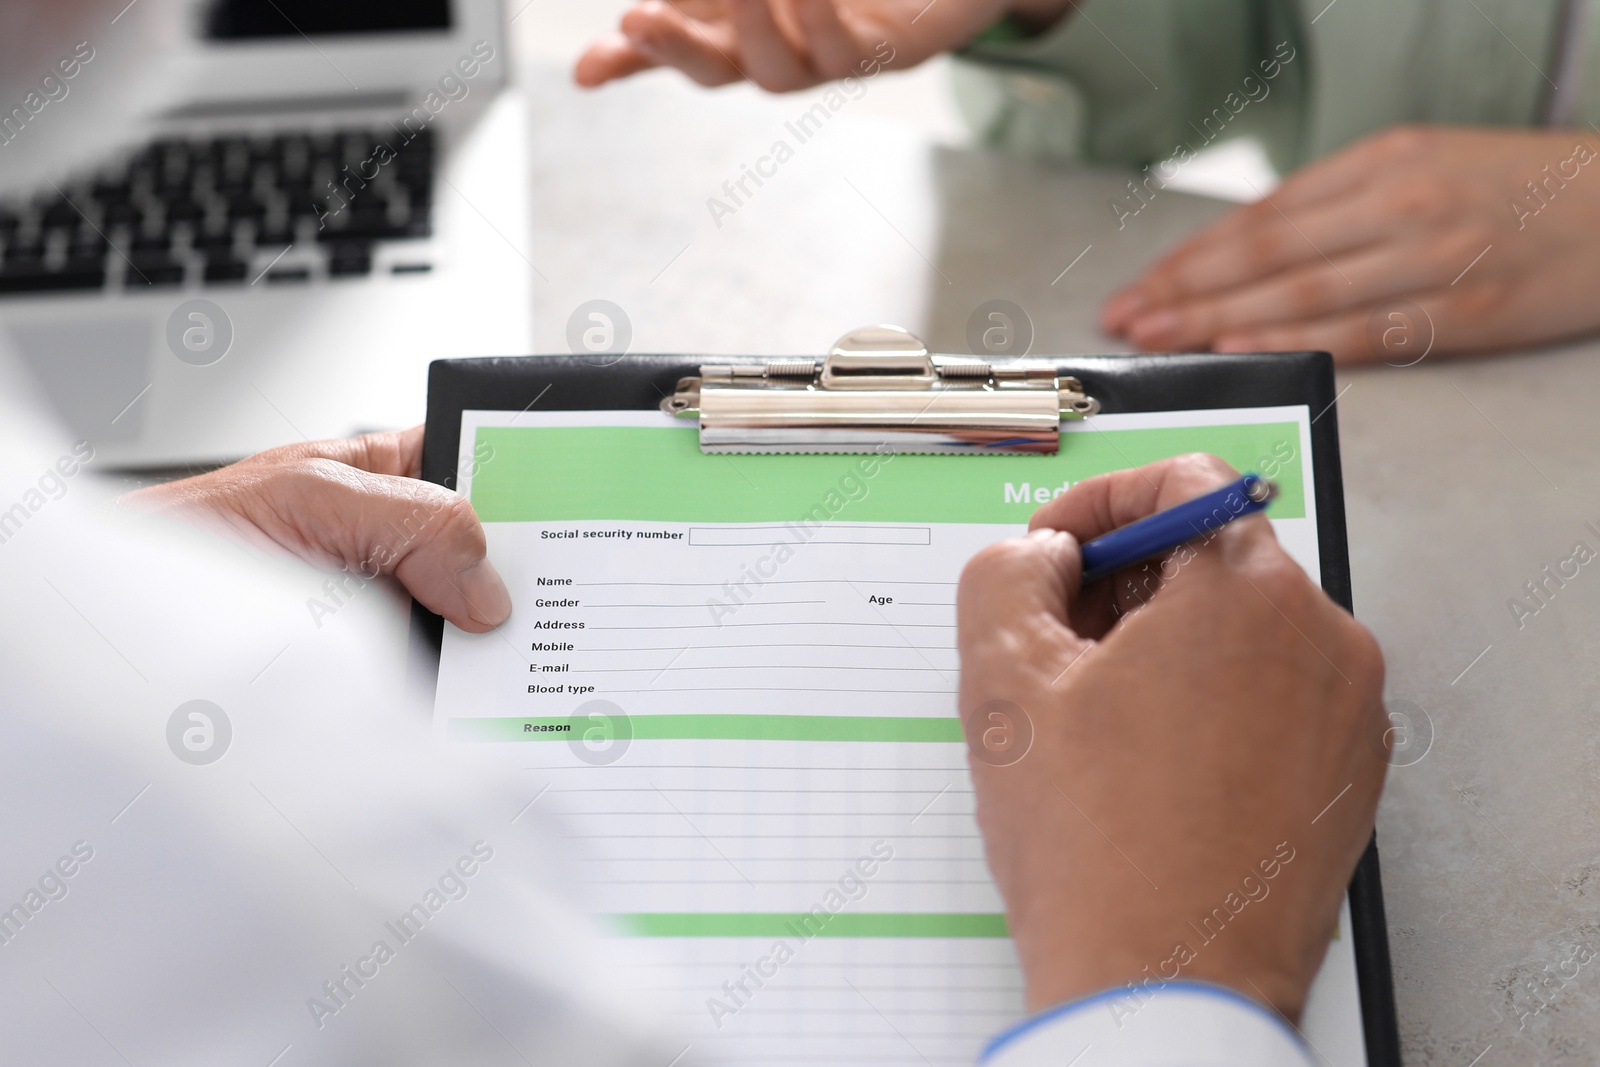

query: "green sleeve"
left=1297, top=0, right=1559, bottom=155
left=952, top=0, right=1578, bottom=172
left=952, top=0, right=1309, bottom=171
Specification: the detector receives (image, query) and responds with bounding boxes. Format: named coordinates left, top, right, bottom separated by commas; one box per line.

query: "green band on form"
left=467, top=423, right=1306, bottom=524
left=615, top=912, right=1010, bottom=938
left=449, top=714, right=963, bottom=743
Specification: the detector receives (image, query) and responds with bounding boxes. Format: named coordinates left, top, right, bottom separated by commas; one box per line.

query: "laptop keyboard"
left=0, top=126, right=433, bottom=295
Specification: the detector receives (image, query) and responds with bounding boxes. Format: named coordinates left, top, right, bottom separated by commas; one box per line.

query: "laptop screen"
left=206, top=0, right=453, bottom=38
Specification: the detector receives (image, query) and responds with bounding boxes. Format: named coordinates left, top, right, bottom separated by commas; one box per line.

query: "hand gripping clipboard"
left=416, top=327, right=1402, bottom=1067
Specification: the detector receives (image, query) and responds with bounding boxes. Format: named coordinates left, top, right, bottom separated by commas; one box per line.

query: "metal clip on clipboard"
left=661, top=325, right=1100, bottom=456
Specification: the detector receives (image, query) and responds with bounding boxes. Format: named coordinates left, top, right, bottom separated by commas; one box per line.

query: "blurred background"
left=0, top=0, right=1274, bottom=474
left=514, top=1, right=970, bottom=139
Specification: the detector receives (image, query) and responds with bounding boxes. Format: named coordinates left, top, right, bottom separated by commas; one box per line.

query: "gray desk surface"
left=519, top=61, right=1600, bottom=1066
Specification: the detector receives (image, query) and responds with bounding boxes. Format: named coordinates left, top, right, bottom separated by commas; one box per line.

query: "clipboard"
left=415, top=329, right=1401, bottom=1067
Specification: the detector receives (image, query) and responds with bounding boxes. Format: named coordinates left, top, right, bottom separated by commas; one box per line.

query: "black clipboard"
left=416, top=348, right=1401, bottom=1067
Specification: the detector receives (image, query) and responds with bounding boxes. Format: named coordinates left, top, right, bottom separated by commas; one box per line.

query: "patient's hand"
left=1103, top=125, right=1600, bottom=363
left=575, top=0, right=1073, bottom=92
left=119, top=426, right=511, bottom=633
left=957, top=454, right=1387, bottom=1020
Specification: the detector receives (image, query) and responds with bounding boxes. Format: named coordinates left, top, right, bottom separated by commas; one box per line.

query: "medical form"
left=433, top=407, right=1368, bottom=1067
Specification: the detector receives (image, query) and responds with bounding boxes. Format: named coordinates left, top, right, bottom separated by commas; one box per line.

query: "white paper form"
left=435, top=408, right=1366, bottom=1067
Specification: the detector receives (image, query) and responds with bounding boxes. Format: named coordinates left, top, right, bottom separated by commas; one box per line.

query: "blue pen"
left=1078, top=473, right=1278, bottom=586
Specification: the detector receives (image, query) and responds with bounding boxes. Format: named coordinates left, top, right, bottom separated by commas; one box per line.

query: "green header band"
left=614, top=912, right=1009, bottom=938
left=448, top=714, right=962, bottom=743
left=467, top=423, right=1305, bottom=524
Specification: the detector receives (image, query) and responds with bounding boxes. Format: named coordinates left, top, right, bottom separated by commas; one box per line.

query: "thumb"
left=304, top=469, right=511, bottom=634
left=963, top=527, right=1086, bottom=624
left=366, top=477, right=513, bottom=635
left=957, top=527, right=1089, bottom=684
left=193, top=459, right=511, bottom=634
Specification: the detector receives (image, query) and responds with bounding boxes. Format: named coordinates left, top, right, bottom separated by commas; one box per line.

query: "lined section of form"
left=541, top=760, right=993, bottom=908
left=436, top=513, right=1015, bottom=1065
left=618, top=941, right=1025, bottom=1066
left=438, top=520, right=984, bottom=721
left=536, top=576, right=956, bottom=700
left=541, top=756, right=1019, bottom=1067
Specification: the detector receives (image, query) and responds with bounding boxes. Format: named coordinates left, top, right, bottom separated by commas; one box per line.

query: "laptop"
left=0, top=0, right=533, bottom=469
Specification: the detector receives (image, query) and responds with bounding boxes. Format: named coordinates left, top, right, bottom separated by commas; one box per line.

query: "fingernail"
left=1101, top=291, right=1147, bottom=331
left=1130, top=309, right=1181, bottom=344
left=459, top=559, right=512, bottom=628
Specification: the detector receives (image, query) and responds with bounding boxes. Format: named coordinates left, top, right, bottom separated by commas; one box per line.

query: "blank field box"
left=688, top=525, right=933, bottom=547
